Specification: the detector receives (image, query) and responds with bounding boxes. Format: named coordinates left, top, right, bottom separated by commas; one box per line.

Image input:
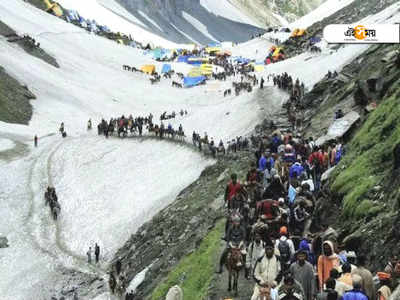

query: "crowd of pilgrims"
left=215, top=128, right=398, bottom=300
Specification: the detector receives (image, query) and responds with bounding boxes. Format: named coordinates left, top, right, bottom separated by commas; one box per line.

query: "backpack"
left=278, top=239, right=291, bottom=263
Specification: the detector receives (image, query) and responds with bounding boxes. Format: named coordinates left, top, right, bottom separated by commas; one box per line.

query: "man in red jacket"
left=225, top=173, right=242, bottom=209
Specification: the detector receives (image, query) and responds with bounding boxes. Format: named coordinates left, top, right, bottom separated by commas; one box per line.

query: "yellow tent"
left=43, top=0, right=63, bottom=17
left=205, top=47, right=221, bottom=53
left=272, top=47, right=283, bottom=57
left=291, top=28, right=306, bottom=37
left=117, top=39, right=124, bottom=45
left=188, top=67, right=202, bottom=77
left=141, top=65, right=156, bottom=74
left=255, top=65, right=264, bottom=72
left=200, top=64, right=213, bottom=75
left=296, top=29, right=306, bottom=37
left=188, top=57, right=209, bottom=63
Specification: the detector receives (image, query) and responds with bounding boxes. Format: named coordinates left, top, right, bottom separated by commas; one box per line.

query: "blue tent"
left=177, top=55, right=189, bottom=63
left=310, top=37, right=321, bottom=45
left=234, top=57, right=250, bottom=64
left=208, top=42, right=221, bottom=47
left=184, top=76, right=206, bottom=87
left=161, top=64, right=172, bottom=74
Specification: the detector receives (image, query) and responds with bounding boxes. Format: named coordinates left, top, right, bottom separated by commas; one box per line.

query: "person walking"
left=34, top=135, right=38, bottom=147
left=87, top=247, right=92, bottom=264
left=95, top=243, right=100, bottom=263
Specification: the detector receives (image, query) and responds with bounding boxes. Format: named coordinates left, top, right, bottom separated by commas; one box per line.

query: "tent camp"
left=161, top=64, right=172, bottom=74
left=184, top=76, right=206, bottom=87
left=141, top=65, right=156, bottom=74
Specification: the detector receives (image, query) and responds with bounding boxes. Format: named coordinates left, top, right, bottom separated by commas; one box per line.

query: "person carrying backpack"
left=275, top=226, right=295, bottom=272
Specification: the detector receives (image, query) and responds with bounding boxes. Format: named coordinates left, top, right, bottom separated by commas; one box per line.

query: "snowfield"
left=1, top=0, right=399, bottom=299
left=0, top=138, right=15, bottom=152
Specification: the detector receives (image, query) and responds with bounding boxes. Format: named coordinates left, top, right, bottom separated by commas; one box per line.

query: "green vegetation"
left=331, top=79, right=400, bottom=219
left=151, top=220, right=224, bottom=300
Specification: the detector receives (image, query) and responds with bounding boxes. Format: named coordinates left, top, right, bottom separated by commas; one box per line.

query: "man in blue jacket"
left=341, top=274, right=368, bottom=300
left=258, top=153, right=267, bottom=171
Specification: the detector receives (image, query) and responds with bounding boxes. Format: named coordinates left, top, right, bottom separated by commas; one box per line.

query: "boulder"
left=166, top=285, right=183, bottom=300
left=0, top=236, right=8, bottom=248
left=316, top=111, right=360, bottom=146
left=321, top=166, right=336, bottom=182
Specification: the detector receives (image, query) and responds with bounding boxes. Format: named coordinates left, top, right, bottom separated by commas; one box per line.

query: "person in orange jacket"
left=318, top=241, right=340, bottom=290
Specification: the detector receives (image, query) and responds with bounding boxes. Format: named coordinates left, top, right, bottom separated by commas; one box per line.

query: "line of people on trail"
left=191, top=131, right=249, bottom=158
left=214, top=127, right=398, bottom=300
left=96, top=113, right=187, bottom=142
left=270, top=72, right=306, bottom=131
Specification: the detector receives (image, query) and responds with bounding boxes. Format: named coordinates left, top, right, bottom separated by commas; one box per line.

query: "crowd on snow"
left=213, top=125, right=399, bottom=300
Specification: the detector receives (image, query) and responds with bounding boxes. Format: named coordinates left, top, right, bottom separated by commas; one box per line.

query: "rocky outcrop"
left=0, top=66, right=35, bottom=125
left=0, top=236, right=8, bottom=248
left=0, top=20, right=59, bottom=68
left=300, top=44, right=400, bottom=140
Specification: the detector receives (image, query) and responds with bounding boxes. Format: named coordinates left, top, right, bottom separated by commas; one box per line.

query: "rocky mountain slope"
left=114, top=0, right=322, bottom=44
left=232, top=0, right=324, bottom=26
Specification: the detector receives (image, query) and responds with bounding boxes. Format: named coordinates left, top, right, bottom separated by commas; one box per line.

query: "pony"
left=225, top=241, right=244, bottom=296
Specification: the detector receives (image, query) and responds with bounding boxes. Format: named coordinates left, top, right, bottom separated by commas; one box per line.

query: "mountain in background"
left=232, top=0, right=325, bottom=26
left=113, top=0, right=323, bottom=44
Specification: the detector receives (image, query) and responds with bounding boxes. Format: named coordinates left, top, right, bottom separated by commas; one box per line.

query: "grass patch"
left=331, top=79, right=400, bottom=219
left=151, top=220, right=224, bottom=300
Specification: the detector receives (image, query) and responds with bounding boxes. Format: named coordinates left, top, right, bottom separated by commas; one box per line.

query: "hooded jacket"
left=317, top=241, right=340, bottom=289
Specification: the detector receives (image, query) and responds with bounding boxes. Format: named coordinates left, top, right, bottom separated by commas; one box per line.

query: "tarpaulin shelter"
left=43, top=0, right=63, bottom=17
left=234, top=57, right=250, bottom=64
left=187, top=57, right=208, bottom=65
left=184, top=76, right=206, bottom=87
left=272, top=47, right=283, bottom=57
left=161, top=64, right=172, bottom=74
left=177, top=55, right=190, bottom=63
left=254, top=65, right=264, bottom=72
left=310, top=37, right=321, bottom=45
left=205, top=47, right=221, bottom=54
left=200, top=64, right=213, bottom=75
left=208, top=42, right=221, bottom=47
left=153, top=48, right=171, bottom=60
left=141, top=65, right=156, bottom=74
left=188, top=67, right=202, bottom=77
